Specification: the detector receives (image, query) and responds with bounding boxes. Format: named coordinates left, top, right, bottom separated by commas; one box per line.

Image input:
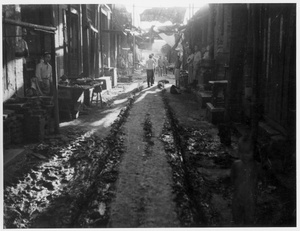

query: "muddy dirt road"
left=109, top=86, right=179, bottom=227
left=3, top=72, right=296, bottom=228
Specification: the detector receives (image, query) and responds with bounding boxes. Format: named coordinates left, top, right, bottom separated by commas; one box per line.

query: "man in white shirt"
left=35, top=52, right=52, bottom=95
left=145, top=54, right=155, bottom=87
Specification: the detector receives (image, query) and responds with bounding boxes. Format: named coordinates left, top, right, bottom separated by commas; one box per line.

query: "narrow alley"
left=2, top=3, right=296, bottom=229
left=4, top=72, right=296, bottom=228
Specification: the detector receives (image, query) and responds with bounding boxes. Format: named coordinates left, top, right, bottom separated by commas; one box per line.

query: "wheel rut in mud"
left=161, top=90, right=208, bottom=226
left=109, top=87, right=179, bottom=228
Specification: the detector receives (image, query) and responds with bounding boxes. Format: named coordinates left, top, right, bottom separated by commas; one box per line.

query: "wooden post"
left=132, top=4, right=135, bottom=72
left=82, top=4, right=89, bottom=77
left=208, top=4, right=214, bottom=60
left=133, top=35, right=136, bottom=71
left=95, top=5, right=100, bottom=78
left=78, top=5, right=83, bottom=75
left=107, top=9, right=111, bottom=68
left=99, top=5, right=104, bottom=76
left=51, top=34, right=59, bottom=133
left=51, top=6, right=60, bottom=133
left=67, top=5, right=71, bottom=76
left=251, top=4, right=261, bottom=143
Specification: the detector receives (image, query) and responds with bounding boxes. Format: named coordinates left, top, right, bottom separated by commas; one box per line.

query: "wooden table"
left=58, top=83, right=101, bottom=120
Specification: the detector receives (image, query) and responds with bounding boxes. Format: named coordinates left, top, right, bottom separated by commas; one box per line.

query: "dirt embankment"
left=164, top=86, right=296, bottom=227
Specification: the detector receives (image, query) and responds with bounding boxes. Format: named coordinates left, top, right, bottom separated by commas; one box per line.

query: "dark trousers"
left=163, top=65, right=167, bottom=75
left=147, top=69, right=154, bottom=86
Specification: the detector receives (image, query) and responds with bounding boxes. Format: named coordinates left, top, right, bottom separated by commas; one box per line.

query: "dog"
left=157, top=79, right=169, bottom=89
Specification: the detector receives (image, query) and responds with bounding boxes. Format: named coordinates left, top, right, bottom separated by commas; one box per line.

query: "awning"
left=3, top=18, right=56, bottom=34
left=158, top=33, right=175, bottom=47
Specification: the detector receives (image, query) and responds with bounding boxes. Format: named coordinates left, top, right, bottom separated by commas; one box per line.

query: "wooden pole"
left=107, top=8, right=111, bottom=68
left=132, top=4, right=135, bottom=72
left=99, top=5, right=104, bottom=76
left=82, top=4, right=90, bottom=77
left=95, top=5, right=100, bottom=78
left=51, top=6, right=59, bottom=133
left=67, top=5, right=71, bottom=76
left=3, top=18, right=56, bottom=32
left=251, top=4, right=261, bottom=143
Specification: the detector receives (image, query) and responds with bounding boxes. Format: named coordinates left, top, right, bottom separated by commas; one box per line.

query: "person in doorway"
left=15, top=28, right=30, bottom=93
left=35, top=52, right=52, bottom=95
left=128, top=51, right=133, bottom=67
left=145, top=54, right=155, bottom=87
left=174, top=52, right=182, bottom=87
left=193, top=45, right=202, bottom=85
left=15, top=28, right=29, bottom=59
left=203, top=45, right=210, bottom=60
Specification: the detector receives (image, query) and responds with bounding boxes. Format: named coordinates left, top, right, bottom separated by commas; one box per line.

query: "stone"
left=206, top=103, right=225, bottom=124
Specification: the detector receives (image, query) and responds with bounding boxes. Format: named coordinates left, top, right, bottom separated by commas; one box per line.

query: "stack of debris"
left=23, top=97, right=54, bottom=141
left=3, top=109, right=24, bottom=148
left=3, top=96, right=54, bottom=146
left=39, top=96, right=55, bottom=135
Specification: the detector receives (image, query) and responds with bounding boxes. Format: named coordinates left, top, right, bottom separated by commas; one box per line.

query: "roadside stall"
left=58, top=76, right=104, bottom=120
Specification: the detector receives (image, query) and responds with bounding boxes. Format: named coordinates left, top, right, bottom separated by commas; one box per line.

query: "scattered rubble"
left=3, top=82, right=296, bottom=228
left=4, top=91, right=136, bottom=228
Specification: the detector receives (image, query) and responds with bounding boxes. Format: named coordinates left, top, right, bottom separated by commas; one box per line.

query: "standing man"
left=163, top=56, right=168, bottom=76
left=128, top=51, right=133, bottom=73
left=35, top=52, right=52, bottom=95
left=151, top=53, right=157, bottom=75
left=193, top=45, right=202, bottom=85
left=157, top=56, right=163, bottom=77
left=145, top=54, right=155, bottom=87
